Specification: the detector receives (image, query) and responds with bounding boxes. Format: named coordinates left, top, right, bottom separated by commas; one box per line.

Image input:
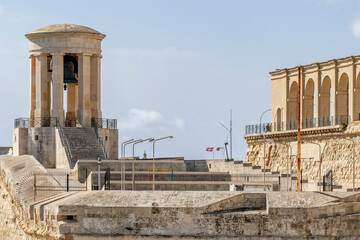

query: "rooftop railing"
left=245, top=115, right=350, bottom=135
left=14, top=117, right=118, bottom=129
left=91, top=118, right=117, bottom=129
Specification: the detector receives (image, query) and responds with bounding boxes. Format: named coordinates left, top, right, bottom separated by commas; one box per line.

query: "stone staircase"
left=62, top=127, right=106, bottom=166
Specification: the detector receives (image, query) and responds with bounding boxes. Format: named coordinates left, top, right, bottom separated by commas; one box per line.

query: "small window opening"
left=35, top=135, right=38, bottom=141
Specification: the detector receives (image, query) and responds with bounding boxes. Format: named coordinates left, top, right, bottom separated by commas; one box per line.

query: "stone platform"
left=1, top=155, right=360, bottom=239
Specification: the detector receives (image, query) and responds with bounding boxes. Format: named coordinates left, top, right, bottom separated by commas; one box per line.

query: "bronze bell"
left=64, top=55, right=78, bottom=84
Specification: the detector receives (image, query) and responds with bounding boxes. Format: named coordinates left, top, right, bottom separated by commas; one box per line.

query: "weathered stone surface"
left=245, top=122, right=360, bottom=190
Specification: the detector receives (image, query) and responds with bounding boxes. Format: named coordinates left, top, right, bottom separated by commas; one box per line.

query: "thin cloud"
left=0, top=5, right=3, bottom=15
left=317, top=0, right=343, bottom=4
left=352, top=18, right=360, bottom=39
left=119, top=109, right=184, bottom=132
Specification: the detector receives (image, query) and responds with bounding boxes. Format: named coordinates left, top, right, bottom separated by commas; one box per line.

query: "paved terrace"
left=1, top=155, right=360, bottom=239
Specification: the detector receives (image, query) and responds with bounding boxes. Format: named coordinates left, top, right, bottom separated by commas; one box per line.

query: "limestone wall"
left=245, top=123, right=360, bottom=189
left=0, top=181, right=42, bottom=240
left=97, top=128, right=118, bottom=159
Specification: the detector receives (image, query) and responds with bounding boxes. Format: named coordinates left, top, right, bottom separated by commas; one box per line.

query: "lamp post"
left=132, top=138, right=153, bottom=190
left=260, top=109, right=271, bottom=133
left=343, top=138, right=355, bottom=191
left=120, top=139, right=134, bottom=190
left=301, top=141, right=322, bottom=191
left=97, top=157, right=101, bottom=190
left=123, top=139, right=141, bottom=190
left=150, top=136, right=174, bottom=191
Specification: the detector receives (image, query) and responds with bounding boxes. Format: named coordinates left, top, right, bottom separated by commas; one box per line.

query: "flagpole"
left=230, top=109, right=232, bottom=159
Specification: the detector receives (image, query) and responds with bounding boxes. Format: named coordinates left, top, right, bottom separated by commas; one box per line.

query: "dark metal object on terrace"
left=14, top=117, right=58, bottom=128
left=14, top=117, right=118, bottom=129
left=323, top=170, right=333, bottom=192
left=91, top=118, right=117, bottom=129
left=245, top=115, right=350, bottom=135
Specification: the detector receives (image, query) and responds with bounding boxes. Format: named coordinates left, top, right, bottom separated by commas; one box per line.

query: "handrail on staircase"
left=92, top=118, right=109, bottom=160
left=57, top=118, right=73, bottom=165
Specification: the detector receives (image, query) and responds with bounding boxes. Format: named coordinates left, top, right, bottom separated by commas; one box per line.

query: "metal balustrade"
left=14, top=117, right=118, bottom=129
left=245, top=115, right=350, bottom=135
left=91, top=118, right=117, bottom=129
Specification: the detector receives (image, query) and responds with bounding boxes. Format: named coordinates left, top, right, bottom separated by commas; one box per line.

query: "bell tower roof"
left=26, top=24, right=105, bottom=38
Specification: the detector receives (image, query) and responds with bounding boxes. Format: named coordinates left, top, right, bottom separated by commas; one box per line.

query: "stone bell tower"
left=25, top=24, right=105, bottom=127
left=13, top=24, right=118, bottom=169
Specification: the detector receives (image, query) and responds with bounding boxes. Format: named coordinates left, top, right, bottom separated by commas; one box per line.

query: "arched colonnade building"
left=271, top=56, right=360, bottom=132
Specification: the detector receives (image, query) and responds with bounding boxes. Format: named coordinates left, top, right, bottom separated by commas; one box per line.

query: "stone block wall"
left=97, top=128, right=118, bottom=159
left=13, top=127, right=69, bottom=169
left=245, top=122, right=360, bottom=189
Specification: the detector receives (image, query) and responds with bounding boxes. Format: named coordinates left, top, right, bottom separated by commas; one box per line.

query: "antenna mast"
left=230, top=109, right=232, bottom=159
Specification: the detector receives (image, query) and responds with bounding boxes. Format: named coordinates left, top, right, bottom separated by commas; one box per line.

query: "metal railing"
left=92, top=119, right=109, bottom=160
left=245, top=115, right=350, bottom=135
left=91, top=118, right=117, bottom=129
left=33, top=171, right=87, bottom=201
left=14, top=117, right=58, bottom=128
left=57, top=121, right=73, bottom=166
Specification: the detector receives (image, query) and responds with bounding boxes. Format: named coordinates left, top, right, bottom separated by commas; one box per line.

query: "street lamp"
left=97, top=157, right=101, bottom=190
left=150, top=136, right=174, bottom=191
left=260, top=109, right=271, bottom=133
left=343, top=138, right=355, bottom=191
left=122, top=139, right=142, bottom=190
left=120, top=139, right=134, bottom=190
left=132, top=138, right=153, bottom=190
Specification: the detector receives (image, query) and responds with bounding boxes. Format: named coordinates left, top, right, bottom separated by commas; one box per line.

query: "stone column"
left=77, top=53, right=92, bottom=127
left=34, top=54, right=50, bottom=121
left=331, top=62, right=337, bottom=117
left=66, top=83, right=78, bottom=125
left=90, top=54, right=102, bottom=120
left=314, top=65, right=320, bottom=122
left=29, top=55, right=36, bottom=127
left=51, top=53, right=65, bottom=125
left=349, top=57, right=355, bottom=121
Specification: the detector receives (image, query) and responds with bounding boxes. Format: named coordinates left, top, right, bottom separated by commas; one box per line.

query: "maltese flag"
left=206, top=147, right=214, bottom=152
left=216, top=147, right=223, bottom=151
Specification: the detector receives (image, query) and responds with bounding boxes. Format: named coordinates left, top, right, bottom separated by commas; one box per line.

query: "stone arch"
left=337, top=73, right=349, bottom=118
left=303, top=79, right=315, bottom=120
left=320, top=76, right=331, bottom=120
left=355, top=72, right=360, bottom=120
left=287, top=81, right=298, bottom=122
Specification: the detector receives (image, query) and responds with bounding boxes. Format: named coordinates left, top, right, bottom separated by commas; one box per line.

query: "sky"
left=1, top=0, right=360, bottom=160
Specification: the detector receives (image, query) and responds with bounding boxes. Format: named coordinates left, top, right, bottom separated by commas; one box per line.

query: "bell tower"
left=25, top=24, right=105, bottom=127
left=13, top=24, right=118, bottom=168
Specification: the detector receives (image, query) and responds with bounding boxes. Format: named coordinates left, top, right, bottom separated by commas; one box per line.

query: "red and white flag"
left=206, top=147, right=214, bottom=152
left=216, top=147, right=223, bottom=151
